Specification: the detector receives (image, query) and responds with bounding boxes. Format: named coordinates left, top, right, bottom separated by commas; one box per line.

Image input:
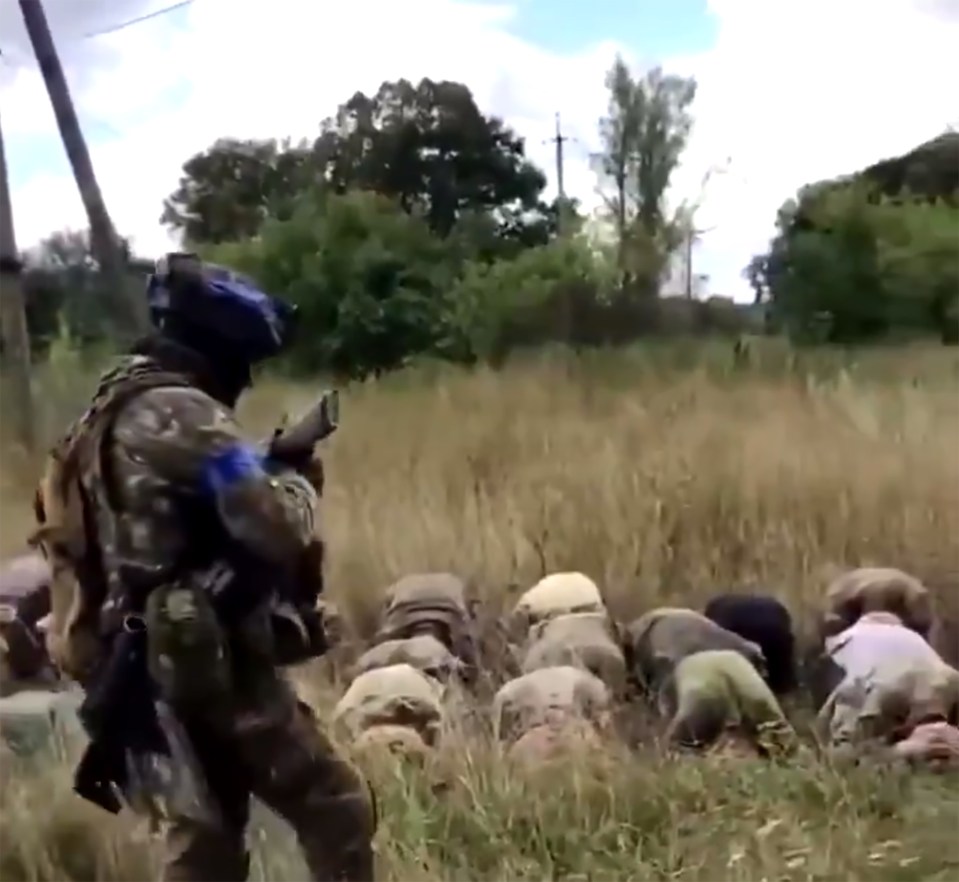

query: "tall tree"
left=316, top=77, right=555, bottom=243
left=594, top=56, right=697, bottom=286
left=161, top=138, right=317, bottom=245
left=163, top=79, right=558, bottom=250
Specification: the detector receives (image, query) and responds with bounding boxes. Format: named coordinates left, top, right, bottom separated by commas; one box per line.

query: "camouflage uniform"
left=352, top=635, right=464, bottom=683
left=492, top=665, right=612, bottom=760
left=519, top=612, right=628, bottom=696
left=38, top=355, right=374, bottom=882
left=660, top=650, right=797, bottom=756
left=626, top=607, right=767, bottom=695
left=823, top=567, right=933, bottom=639
left=333, top=663, right=445, bottom=749
left=374, top=573, right=478, bottom=677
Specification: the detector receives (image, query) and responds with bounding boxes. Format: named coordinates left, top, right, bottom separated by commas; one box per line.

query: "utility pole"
left=0, top=105, right=37, bottom=451
left=545, top=113, right=578, bottom=236
left=683, top=223, right=715, bottom=300
left=551, top=112, right=569, bottom=201
left=18, top=0, right=146, bottom=337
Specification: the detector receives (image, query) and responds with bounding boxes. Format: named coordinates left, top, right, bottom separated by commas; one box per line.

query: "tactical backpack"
left=30, top=360, right=194, bottom=685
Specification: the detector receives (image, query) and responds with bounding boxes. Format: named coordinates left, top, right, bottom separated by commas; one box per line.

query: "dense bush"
left=202, top=190, right=761, bottom=378
left=751, top=145, right=959, bottom=345
left=207, top=191, right=461, bottom=378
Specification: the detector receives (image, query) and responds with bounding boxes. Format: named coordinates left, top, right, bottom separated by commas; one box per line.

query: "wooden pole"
left=0, top=106, right=37, bottom=451
left=18, top=0, right=146, bottom=337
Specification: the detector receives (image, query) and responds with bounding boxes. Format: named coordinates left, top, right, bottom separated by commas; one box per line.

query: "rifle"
left=267, top=389, right=339, bottom=468
left=262, top=389, right=340, bottom=664
left=74, top=616, right=221, bottom=826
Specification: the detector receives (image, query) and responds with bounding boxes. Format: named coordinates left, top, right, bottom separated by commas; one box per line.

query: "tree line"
left=18, top=62, right=958, bottom=378
left=746, top=132, right=959, bottom=345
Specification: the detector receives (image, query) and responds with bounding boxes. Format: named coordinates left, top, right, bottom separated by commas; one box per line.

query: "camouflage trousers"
left=161, top=677, right=376, bottom=882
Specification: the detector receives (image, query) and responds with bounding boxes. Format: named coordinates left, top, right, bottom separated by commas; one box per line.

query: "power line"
left=82, top=0, right=195, bottom=40
left=0, top=0, right=195, bottom=57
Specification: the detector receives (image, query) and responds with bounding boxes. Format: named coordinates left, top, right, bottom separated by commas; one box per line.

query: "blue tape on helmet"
left=205, top=276, right=284, bottom=350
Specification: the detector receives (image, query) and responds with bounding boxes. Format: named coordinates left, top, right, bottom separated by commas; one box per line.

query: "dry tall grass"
left=2, top=341, right=959, bottom=881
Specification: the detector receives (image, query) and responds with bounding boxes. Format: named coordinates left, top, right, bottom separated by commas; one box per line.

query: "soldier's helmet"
left=146, top=252, right=299, bottom=364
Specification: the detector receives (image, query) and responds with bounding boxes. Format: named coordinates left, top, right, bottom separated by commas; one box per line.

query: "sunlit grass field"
left=1, top=340, right=958, bottom=881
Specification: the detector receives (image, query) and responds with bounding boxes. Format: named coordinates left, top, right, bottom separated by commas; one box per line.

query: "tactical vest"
left=31, top=358, right=198, bottom=684
left=32, top=357, right=329, bottom=684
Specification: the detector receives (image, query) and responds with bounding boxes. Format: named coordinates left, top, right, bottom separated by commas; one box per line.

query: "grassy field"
left=1, top=340, right=959, bottom=881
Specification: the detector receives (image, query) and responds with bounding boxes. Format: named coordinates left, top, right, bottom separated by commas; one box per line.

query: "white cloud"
left=677, top=0, right=959, bottom=298
left=2, top=0, right=956, bottom=302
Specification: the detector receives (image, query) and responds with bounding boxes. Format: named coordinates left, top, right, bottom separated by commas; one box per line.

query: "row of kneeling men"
left=331, top=567, right=959, bottom=767
left=1, top=558, right=958, bottom=768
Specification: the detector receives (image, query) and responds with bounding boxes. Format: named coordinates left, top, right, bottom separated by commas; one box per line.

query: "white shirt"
left=825, top=619, right=942, bottom=681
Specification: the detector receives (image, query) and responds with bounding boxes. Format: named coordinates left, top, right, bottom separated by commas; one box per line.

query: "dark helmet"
left=146, top=252, right=298, bottom=364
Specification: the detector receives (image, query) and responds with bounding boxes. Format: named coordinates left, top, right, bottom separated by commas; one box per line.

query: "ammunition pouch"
left=145, top=583, right=232, bottom=707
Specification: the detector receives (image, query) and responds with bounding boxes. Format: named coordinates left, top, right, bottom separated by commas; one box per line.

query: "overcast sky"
left=2, top=0, right=956, bottom=300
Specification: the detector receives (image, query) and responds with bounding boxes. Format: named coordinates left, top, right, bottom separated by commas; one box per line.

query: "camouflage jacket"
left=37, top=354, right=320, bottom=677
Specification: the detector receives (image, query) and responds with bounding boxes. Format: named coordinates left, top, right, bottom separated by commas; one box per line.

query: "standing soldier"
left=31, top=254, right=375, bottom=882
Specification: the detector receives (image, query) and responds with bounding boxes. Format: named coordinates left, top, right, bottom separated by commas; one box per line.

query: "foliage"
left=206, top=191, right=461, bottom=379
left=163, top=78, right=565, bottom=251
left=750, top=183, right=959, bottom=344
left=444, top=237, right=613, bottom=364
left=160, top=138, right=316, bottom=245
left=594, top=56, right=697, bottom=287
left=859, top=131, right=959, bottom=204
left=749, top=131, right=959, bottom=345
left=16, top=69, right=956, bottom=382
left=203, top=189, right=759, bottom=378
left=21, top=230, right=143, bottom=351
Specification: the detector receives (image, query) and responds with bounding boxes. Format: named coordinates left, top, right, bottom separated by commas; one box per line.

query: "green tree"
left=755, top=182, right=959, bottom=344
left=165, top=79, right=560, bottom=251
left=206, top=191, right=460, bottom=378
left=446, top=237, right=608, bottom=364
left=314, top=77, right=558, bottom=244
left=161, top=137, right=316, bottom=245
left=593, top=56, right=697, bottom=288
left=22, top=229, right=139, bottom=350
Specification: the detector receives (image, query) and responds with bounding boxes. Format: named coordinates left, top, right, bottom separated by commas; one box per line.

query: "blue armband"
left=200, top=443, right=266, bottom=497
